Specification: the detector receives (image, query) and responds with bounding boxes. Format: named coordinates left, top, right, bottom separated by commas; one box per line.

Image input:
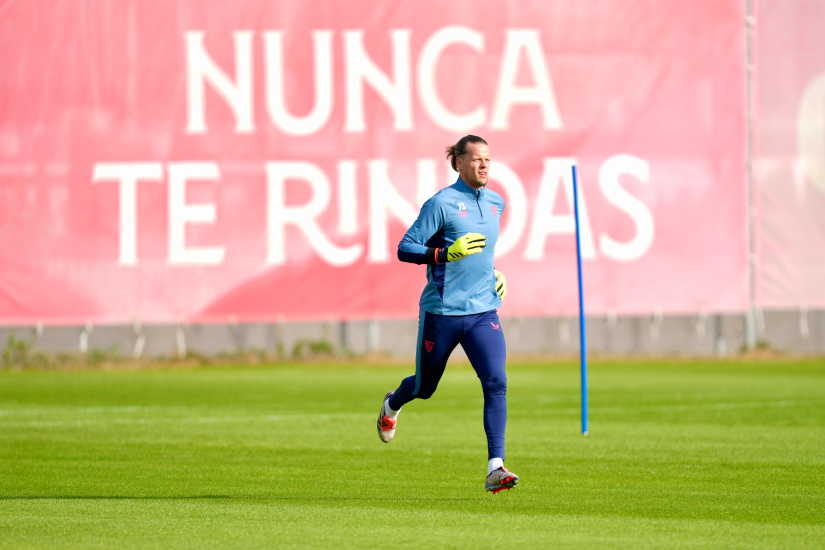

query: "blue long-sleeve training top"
left=398, top=176, right=505, bottom=315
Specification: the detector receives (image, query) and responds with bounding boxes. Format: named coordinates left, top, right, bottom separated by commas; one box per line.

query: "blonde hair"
left=445, top=135, right=488, bottom=172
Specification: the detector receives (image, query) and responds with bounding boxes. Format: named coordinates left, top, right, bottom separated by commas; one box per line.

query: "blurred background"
left=0, top=0, right=823, bottom=359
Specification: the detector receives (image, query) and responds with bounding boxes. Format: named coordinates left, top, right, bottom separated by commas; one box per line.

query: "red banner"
left=0, top=0, right=749, bottom=324
left=756, top=0, right=825, bottom=309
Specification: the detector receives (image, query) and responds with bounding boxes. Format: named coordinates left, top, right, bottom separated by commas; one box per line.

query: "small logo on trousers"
left=491, top=323, right=501, bottom=330
left=424, top=340, right=434, bottom=352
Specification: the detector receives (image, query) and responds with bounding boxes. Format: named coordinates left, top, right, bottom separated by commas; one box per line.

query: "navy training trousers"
left=387, top=309, right=507, bottom=461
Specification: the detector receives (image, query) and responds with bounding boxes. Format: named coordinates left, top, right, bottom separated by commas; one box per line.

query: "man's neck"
left=460, top=176, right=484, bottom=190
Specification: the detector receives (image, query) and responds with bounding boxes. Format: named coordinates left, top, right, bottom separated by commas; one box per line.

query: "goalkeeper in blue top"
left=376, top=135, right=518, bottom=494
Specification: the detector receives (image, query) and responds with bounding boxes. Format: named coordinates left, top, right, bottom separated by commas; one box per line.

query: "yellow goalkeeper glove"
left=447, top=233, right=486, bottom=261
left=494, top=270, right=506, bottom=301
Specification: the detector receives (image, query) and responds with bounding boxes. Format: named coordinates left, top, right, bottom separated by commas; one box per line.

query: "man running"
left=375, top=135, right=518, bottom=494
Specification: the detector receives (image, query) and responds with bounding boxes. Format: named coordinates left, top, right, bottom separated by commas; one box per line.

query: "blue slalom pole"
left=571, top=165, right=588, bottom=436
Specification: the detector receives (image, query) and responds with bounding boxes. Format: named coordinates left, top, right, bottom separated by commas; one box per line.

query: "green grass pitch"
left=1, top=359, right=823, bottom=549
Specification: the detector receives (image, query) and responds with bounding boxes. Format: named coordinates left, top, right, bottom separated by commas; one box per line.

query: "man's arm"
left=397, top=195, right=486, bottom=265
left=398, top=245, right=448, bottom=265
left=397, top=197, right=448, bottom=265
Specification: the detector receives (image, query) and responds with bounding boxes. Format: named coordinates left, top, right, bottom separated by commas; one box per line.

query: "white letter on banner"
left=338, top=160, right=358, bottom=235
left=368, top=160, right=436, bottom=263
left=798, top=73, right=825, bottom=195
left=417, top=26, right=486, bottom=131
left=185, top=31, right=254, bottom=134
left=491, top=30, right=563, bottom=130
left=599, top=155, right=653, bottom=262
left=167, top=163, right=225, bottom=265
left=344, top=30, right=413, bottom=132
left=525, top=158, right=596, bottom=261
left=488, top=162, right=527, bottom=258
left=92, top=162, right=164, bottom=265
left=263, top=30, right=333, bottom=136
left=267, top=162, right=362, bottom=266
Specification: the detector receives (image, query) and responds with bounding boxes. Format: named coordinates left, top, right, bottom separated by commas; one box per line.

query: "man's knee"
left=484, top=374, right=507, bottom=395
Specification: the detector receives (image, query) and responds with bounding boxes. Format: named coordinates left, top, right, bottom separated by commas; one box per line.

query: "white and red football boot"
left=485, top=466, right=519, bottom=493
left=376, top=391, right=397, bottom=443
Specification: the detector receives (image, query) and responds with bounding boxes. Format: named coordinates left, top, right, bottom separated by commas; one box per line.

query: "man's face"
left=456, top=142, right=490, bottom=189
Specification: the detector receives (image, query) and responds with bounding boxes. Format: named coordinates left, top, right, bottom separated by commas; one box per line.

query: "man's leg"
left=377, top=311, right=461, bottom=442
left=461, top=310, right=517, bottom=492
left=389, top=310, right=462, bottom=408
left=461, top=310, right=508, bottom=462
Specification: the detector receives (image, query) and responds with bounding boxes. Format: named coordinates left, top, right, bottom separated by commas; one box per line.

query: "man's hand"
left=447, top=233, right=486, bottom=261
left=494, top=270, right=506, bottom=301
